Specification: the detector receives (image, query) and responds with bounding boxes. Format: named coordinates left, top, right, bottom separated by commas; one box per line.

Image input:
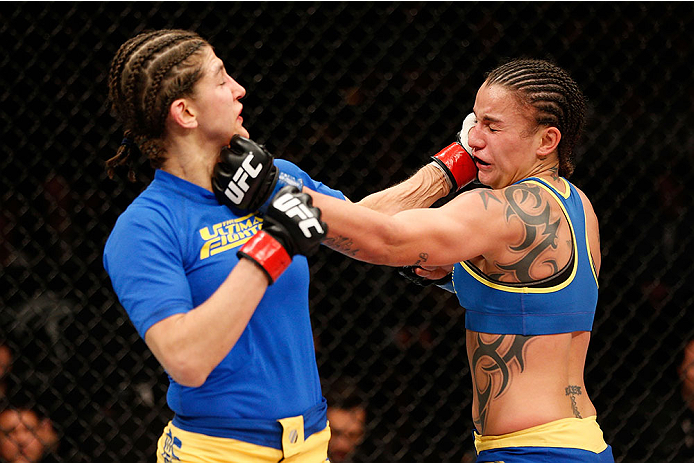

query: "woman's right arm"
left=308, top=187, right=513, bottom=268
left=144, top=258, right=268, bottom=387
left=104, top=212, right=269, bottom=388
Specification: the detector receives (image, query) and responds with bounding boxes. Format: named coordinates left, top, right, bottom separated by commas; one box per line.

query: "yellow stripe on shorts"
left=474, top=415, right=608, bottom=454
left=156, top=420, right=330, bottom=463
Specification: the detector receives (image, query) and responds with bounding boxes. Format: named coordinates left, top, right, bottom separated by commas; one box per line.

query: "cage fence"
left=1, top=2, right=693, bottom=462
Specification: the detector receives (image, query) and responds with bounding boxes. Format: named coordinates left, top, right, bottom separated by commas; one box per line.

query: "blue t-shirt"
left=103, top=160, right=344, bottom=448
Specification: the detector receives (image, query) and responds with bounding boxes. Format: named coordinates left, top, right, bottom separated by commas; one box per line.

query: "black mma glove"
left=237, top=186, right=327, bottom=284
left=399, top=266, right=452, bottom=287
left=212, top=135, right=303, bottom=215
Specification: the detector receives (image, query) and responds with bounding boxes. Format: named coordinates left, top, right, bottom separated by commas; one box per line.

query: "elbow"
left=365, top=246, right=399, bottom=267
left=167, top=362, right=210, bottom=387
left=182, top=377, right=207, bottom=388
left=159, top=353, right=211, bottom=388
left=359, top=225, right=409, bottom=267
left=145, top=317, right=216, bottom=388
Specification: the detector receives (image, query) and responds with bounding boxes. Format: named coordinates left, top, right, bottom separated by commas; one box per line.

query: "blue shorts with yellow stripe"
left=474, top=416, right=614, bottom=463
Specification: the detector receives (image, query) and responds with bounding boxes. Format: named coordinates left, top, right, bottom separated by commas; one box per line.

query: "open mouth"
left=474, top=157, right=490, bottom=167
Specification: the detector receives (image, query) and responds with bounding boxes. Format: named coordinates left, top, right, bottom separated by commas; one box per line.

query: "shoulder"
left=478, top=181, right=568, bottom=245
left=444, top=187, right=522, bottom=245
left=274, top=158, right=303, bottom=175
left=275, top=159, right=345, bottom=200
left=567, top=182, right=599, bottom=232
left=569, top=182, right=601, bottom=273
left=572, top=184, right=597, bottom=215
left=492, top=181, right=561, bottom=219
left=114, top=189, right=177, bottom=234
left=104, top=188, right=181, bottom=260
left=453, top=186, right=520, bottom=215
left=467, top=187, right=507, bottom=211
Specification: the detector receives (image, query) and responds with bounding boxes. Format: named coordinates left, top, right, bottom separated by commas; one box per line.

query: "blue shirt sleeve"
left=275, top=159, right=346, bottom=201
left=103, top=204, right=193, bottom=338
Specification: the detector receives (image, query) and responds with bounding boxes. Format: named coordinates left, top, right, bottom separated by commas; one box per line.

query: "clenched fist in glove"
left=237, top=186, right=327, bottom=284
left=399, top=266, right=452, bottom=287
left=212, top=135, right=303, bottom=215
left=430, top=112, right=478, bottom=192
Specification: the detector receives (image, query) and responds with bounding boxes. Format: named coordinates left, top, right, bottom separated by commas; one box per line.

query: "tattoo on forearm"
left=413, top=252, right=428, bottom=267
left=488, top=184, right=561, bottom=282
left=471, top=334, right=535, bottom=433
left=565, top=385, right=583, bottom=418
left=323, top=235, right=360, bottom=257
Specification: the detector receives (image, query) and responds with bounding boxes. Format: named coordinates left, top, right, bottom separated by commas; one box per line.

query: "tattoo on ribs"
left=471, top=334, right=534, bottom=433
left=565, top=385, right=583, bottom=418
left=323, top=235, right=359, bottom=257
left=489, top=184, right=562, bottom=282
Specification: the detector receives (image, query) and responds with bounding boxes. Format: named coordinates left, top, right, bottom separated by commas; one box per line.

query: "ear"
left=168, top=98, right=198, bottom=129
left=536, top=126, right=561, bottom=159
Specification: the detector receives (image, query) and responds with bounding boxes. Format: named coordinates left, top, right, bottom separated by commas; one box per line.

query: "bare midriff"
left=466, top=330, right=596, bottom=436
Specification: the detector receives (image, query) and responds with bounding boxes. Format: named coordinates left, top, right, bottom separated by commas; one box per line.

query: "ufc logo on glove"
left=223, top=154, right=264, bottom=204
left=272, top=193, right=325, bottom=238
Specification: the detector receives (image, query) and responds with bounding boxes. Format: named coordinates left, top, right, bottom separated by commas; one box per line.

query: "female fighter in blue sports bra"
left=307, top=59, right=615, bottom=462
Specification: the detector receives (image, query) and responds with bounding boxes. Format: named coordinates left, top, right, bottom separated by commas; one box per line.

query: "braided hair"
left=485, top=59, right=586, bottom=178
left=106, top=29, right=208, bottom=181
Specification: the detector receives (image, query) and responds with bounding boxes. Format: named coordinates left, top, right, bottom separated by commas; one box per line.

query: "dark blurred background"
left=1, top=2, right=693, bottom=462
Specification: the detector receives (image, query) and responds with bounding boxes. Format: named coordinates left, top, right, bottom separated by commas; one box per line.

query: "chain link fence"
left=1, top=2, right=693, bottom=462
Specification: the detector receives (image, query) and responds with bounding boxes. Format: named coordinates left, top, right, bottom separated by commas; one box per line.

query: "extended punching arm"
left=398, top=114, right=477, bottom=290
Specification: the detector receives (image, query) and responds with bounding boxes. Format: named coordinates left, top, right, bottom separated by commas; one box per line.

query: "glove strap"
left=431, top=143, right=477, bottom=191
left=237, top=230, right=292, bottom=285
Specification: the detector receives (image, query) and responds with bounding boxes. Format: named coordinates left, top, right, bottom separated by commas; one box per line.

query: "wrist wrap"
left=431, top=143, right=477, bottom=191
left=237, top=230, right=292, bottom=285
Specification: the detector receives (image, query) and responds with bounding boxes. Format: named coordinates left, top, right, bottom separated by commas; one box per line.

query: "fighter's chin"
left=236, top=126, right=250, bottom=139
left=475, top=171, right=493, bottom=188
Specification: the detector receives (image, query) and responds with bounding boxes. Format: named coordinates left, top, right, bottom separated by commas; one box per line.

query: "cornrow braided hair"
left=485, top=59, right=587, bottom=178
left=106, top=29, right=208, bottom=181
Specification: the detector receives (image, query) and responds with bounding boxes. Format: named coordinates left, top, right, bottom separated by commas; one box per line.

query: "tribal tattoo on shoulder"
left=479, top=183, right=562, bottom=283
left=471, top=333, right=536, bottom=433
left=478, top=189, right=503, bottom=210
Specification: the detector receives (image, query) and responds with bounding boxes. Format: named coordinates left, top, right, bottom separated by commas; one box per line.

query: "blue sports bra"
left=453, top=177, right=599, bottom=335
